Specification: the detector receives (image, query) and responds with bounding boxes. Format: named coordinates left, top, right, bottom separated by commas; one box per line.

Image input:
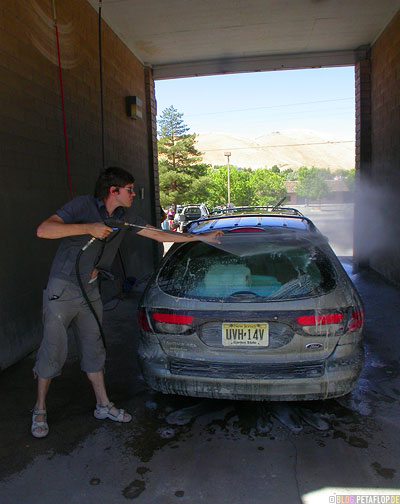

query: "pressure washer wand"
left=81, top=221, right=184, bottom=251
left=81, top=227, right=121, bottom=251
left=82, top=236, right=97, bottom=251
left=121, top=221, right=169, bottom=232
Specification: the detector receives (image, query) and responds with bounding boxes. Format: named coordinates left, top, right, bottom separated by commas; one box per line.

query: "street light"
left=224, top=151, right=231, bottom=206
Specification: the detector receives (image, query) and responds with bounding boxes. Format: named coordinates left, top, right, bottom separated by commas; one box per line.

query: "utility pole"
left=224, top=151, right=231, bottom=206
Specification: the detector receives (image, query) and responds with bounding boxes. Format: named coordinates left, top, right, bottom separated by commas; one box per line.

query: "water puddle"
left=123, top=389, right=376, bottom=463
left=270, top=403, right=303, bottom=433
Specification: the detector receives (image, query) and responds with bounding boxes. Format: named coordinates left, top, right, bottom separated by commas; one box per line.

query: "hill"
left=195, top=129, right=355, bottom=171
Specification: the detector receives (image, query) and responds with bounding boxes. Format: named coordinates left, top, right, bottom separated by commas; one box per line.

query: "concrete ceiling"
left=89, top=0, right=400, bottom=79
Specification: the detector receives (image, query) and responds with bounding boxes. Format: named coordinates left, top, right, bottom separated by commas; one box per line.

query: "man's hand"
left=87, top=222, right=114, bottom=239
left=198, top=230, right=224, bottom=243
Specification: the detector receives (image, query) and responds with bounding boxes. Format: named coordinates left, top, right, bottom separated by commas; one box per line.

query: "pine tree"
left=157, top=106, right=207, bottom=207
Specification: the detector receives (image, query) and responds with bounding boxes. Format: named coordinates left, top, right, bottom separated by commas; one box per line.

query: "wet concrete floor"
left=1, top=259, right=400, bottom=503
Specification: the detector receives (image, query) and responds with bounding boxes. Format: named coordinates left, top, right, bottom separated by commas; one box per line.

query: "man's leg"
left=77, top=282, right=131, bottom=422
left=87, top=371, right=131, bottom=422
left=35, top=376, right=51, bottom=410
left=32, top=277, right=74, bottom=437
left=86, top=370, right=109, bottom=405
left=31, top=376, right=51, bottom=437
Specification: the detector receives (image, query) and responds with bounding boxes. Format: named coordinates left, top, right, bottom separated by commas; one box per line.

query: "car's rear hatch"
left=140, top=232, right=361, bottom=363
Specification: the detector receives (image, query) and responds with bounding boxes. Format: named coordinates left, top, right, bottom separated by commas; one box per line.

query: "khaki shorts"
left=33, top=277, right=105, bottom=379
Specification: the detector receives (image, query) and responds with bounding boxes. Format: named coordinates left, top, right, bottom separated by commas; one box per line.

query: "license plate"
left=222, top=322, right=269, bottom=347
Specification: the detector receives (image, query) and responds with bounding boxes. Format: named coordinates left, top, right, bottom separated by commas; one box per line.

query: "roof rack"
left=210, top=206, right=304, bottom=217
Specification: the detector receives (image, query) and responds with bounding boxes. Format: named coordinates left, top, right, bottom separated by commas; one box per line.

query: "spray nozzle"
left=82, top=236, right=97, bottom=251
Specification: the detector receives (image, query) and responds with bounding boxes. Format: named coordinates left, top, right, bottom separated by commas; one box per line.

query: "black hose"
left=98, top=0, right=105, bottom=168
left=75, top=247, right=107, bottom=349
left=74, top=229, right=123, bottom=349
left=117, top=248, right=127, bottom=280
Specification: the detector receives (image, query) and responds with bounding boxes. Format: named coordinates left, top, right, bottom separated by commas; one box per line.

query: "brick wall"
left=0, top=0, right=156, bottom=369
left=143, top=66, right=163, bottom=267
left=359, top=9, right=400, bottom=284
left=353, top=57, right=371, bottom=269
left=355, top=59, right=372, bottom=176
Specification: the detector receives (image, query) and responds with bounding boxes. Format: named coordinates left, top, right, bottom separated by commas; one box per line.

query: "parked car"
left=137, top=206, right=364, bottom=401
left=175, top=203, right=209, bottom=229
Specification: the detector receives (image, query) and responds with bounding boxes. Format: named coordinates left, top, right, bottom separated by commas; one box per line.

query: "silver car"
left=176, top=204, right=209, bottom=229
left=137, top=207, right=364, bottom=401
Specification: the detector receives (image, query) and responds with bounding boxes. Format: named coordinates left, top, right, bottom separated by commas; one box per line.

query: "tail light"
left=296, top=312, right=343, bottom=336
left=152, top=313, right=194, bottom=324
left=137, top=309, right=151, bottom=331
left=151, top=312, right=194, bottom=335
left=347, top=309, right=364, bottom=332
left=229, top=227, right=264, bottom=233
left=297, top=313, right=343, bottom=325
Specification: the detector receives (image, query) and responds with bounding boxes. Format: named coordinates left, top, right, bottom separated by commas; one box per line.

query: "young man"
left=32, top=167, right=222, bottom=438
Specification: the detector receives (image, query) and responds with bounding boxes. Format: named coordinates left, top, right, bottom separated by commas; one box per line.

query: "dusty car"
left=176, top=204, right=209, bottom=229
left=137, top=207, right=364, bottom=401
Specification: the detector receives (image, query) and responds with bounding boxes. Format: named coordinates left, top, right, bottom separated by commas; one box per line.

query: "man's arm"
left=36, top=214, right=114, bottom=240
left=136, top=225, right=222, bottom=243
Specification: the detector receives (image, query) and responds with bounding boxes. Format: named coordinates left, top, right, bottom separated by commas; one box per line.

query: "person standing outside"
left=167, top=207, right=175, bottom=230
left=32, top=166, right=221, bottom=438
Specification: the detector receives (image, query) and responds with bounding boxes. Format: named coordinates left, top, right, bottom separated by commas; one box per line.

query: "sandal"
left=94, top=402, right=132, bottom=423
left=31, top=408, right=49, bottom=438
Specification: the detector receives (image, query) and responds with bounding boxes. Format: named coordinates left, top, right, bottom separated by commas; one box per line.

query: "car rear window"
left=184, top=207, right=201, bottom=217
left=157, top=239, right=337, bottom=302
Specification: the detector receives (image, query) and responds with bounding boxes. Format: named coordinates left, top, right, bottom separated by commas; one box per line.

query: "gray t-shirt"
left=48, top=195, right=146, bottom=285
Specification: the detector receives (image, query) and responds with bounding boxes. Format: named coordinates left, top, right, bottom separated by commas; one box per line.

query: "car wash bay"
left=1, top=1, right=400, bottom=501
left=1, top=258, right=399, bottom=504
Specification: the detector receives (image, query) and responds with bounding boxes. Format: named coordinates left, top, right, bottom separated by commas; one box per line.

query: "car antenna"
left=271, top=196, right=287, bottom=211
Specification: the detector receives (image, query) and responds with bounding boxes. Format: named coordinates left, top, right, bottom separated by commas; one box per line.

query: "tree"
left=230, top=168, right=253, bottom=206
left=207, top=166, right=253, bottom=207
left=158, top=105, right=190, bottom=137
left=250, top=168, right=287, bottom=205
left=296, top=166, right=330, bottom=205
left=206, top=166, right=287, bottom=208
left=343, top=168, right=355, bottom=192
left=157, top=106, right=208, bottom=207
left=282, top=168, right=297, bottom=181
left=297, top=166, right=309, bottom=180
left=334, top=168, right=355, bottom=192
left=184, top=163, right=211, bottom=203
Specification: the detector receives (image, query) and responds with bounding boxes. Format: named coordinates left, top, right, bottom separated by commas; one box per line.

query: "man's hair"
left=94, top=167, right=135, bottom=200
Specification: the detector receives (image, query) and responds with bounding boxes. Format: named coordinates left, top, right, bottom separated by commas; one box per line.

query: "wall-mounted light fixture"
left=125, top=96, right=142, bottom=120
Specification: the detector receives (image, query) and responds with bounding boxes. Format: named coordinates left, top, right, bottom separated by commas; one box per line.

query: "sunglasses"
left=118, top=186, right=135, bottom=194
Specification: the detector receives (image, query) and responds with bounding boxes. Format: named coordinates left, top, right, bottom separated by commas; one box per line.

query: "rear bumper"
left=138, top=344, right=364, bottom=401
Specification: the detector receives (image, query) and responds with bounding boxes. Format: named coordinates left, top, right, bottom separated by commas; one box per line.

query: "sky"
left=155, top=66, right=355, bottom=141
